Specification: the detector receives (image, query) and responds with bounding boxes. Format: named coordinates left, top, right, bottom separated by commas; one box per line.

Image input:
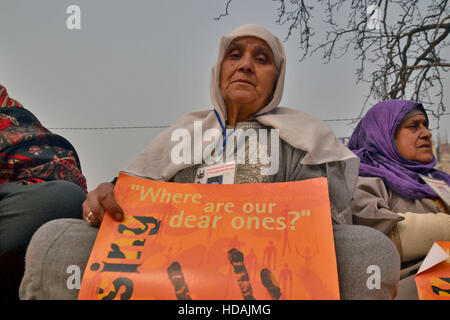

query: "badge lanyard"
left=213, top=109, right=234, bottom=159
left=213, top=109, right=268, bottom=159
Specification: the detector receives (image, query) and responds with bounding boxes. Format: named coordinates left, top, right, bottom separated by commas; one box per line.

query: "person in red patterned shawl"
left=0, top=84, right=87, bottom=300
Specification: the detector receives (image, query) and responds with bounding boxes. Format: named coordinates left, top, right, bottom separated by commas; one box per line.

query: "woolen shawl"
left=122, top=24, right=359, bottom=200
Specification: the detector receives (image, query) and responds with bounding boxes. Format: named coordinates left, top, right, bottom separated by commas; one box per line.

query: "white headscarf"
left=122, top=24, right=359, bottom=187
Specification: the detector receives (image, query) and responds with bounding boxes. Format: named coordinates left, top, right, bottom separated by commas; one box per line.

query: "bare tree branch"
left=214, top=0, right=233, bottom=20
left=215, top=0, right=450, bottom=131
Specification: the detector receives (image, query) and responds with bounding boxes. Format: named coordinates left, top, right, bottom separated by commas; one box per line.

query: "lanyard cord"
left=213, top=109, right=234, bottom=156
left=212, top=109, right=268, bottom=157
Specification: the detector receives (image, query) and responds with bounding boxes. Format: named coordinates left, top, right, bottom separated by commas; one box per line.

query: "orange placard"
left=415, top=241, right=450, bottom=300
left=78, top=173, right=339, bottom=300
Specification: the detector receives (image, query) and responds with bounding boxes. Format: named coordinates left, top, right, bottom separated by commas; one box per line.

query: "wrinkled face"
left=395, top=113, right=434, bottom=163
left=220, top=36, right=277, bottom=115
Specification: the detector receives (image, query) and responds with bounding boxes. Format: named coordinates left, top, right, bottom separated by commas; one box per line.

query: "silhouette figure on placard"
left=281, top=205, right=292, bottom=257
left=279, top=263, right=293, bottom=299
left=263, top=240, right=277, bottom=271
left=246, top=248, right=258, bottom=280
left=163, top=246, right=174, bottom=261
left=297, top=247, right=314, bottom=264
left=229, top=235, right=242, bottom=250
left=296, top=237, right=319, bottom=265
left=294, top=239, right=336, bottom=299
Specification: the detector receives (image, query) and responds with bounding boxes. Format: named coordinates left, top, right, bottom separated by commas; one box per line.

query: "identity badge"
left=420, top=174, right=450, bottom=210
left=194, top=162, right=236, bottom=184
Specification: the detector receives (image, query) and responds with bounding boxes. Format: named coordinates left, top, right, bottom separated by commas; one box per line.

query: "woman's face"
left=395, top=113, right=434, bottom=163
left=220, top=36, right=277, bottom=115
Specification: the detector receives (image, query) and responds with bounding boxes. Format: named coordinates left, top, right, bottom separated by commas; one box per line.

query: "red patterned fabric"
left=0, top=86, right=23, bottom=108
left=0, top=84, right=87, bottom=192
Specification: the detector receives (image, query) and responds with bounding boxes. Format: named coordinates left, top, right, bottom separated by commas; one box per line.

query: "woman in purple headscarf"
left=348, top=99, right=450, bottom=299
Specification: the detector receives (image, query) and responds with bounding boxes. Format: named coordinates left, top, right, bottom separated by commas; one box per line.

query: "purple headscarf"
left=348, top=100, right=450, bottom=199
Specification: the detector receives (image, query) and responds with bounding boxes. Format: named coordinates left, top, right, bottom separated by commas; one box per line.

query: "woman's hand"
left=82, top=182, right=124, bottom=227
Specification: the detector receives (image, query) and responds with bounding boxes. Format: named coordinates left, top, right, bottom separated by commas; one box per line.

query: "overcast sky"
left=1, top=0, right=449, bottom=190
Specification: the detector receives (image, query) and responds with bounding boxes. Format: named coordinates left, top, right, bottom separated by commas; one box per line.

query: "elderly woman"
left=348, top=100, right=450, bottom=299
left=20, top=24, right=400, bottom=300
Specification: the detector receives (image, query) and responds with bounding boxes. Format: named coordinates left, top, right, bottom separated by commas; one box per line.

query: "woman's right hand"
left=82, top=182, right=124, bottom=227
